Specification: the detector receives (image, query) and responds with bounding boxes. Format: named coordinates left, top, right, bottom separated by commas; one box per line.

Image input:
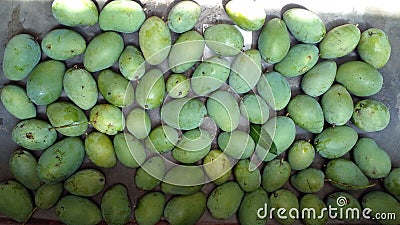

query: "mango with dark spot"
left=101, top=184, right=131, bottom=225
left=56, top=195, right=102, bottom=225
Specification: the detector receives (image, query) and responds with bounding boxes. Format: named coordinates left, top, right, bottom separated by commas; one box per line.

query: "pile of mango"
left=0, top=0, right=398, bottom=224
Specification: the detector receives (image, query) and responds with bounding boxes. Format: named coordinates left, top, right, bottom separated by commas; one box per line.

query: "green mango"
left=300, top=194, right=328, bottom=225
left=352, top=99, right=390, bottom=132
left=126, top=108, right=151, bottom=140
left=229, top=49, right=262, bottom=93
left=161, top=97, right=206, bottom=130
left=234, top=159, right=261, bottom=192
left=301, top=60, right=337, bottom=97
left=258, top=18, right=290, bottom=63
left=135, top=192, right=166, bottom=225
left=218, top=130, right=255, bottom=159
left=144, top=125, right=179, bottom=153
left=283, top=8, right=325, bottom=43
left=275, top=43, right=319, bottom=77
left=353, top=138, right=391, bottom=179
left=225, top=0, right=265, bottom=31
left=256, top=147, right=278, bottom=162
left=97, top=69, right=134, bottom=107
left=135, top=68, right=165, bottom=110
left=269, top=189, right=299, bottom=225
left=89, top=104, right=125, bottom=135
left=362, top=191, right=400, bottom=225
left=207, top=181, right=244, bottom=219
left=172, top=128, right=212, bottom=163
left=167, top=1, right=201, bottom=33
left=2, top=34, right=41, bottom=81
left=161, top=165, right=204, bottom=195
left=166, top=74, right=190, bottom=98
left=35, top=183, right=64, bottom=209
left=257, top=71, right=291, bottom=111
left=164, top=192, right=206, bottom=225
left=119, top=45, right=145, bottom=81
left=262, top=116, right=296, bottom=155
left=288, top=140, right=315, bottom=171
left=290, top=168, right=325, bottom=193
left=358, top=28, right=391, bottom=69
left=56, top=195, right=102, bottom=225
left=335, top=61, right=383, bottom=96
left=9, top=150, right=41, bottom=190
left=113, top=132, right=146, bottom=168
left=204, top=24, right=244, bottom=56
left=0, top=180, right=33, bottom=223
left=51, top=0, right=98, bottom=26
left=168, top=31, right=205, bottom=73
left=240, top=94, right=269, bottom=124
left=139, top=16, right=171, bottom=65
left=0, top=84, right=36, bottom=119
left=287, top=95, right=324, bottom=134
left=262, top=159, right=291, bottom=192
left=99, top=0, right=145, bottom=33
left=63, top=67, right=98, bottom=110
left=64, top=169, right=105, bottom=197
left=238, top=188, right=269, bottom=225
left=46, top=101, right=88, bottom=136
left=12, top=119, right=57, bottom=151
left=321, top=84, right=353, bottom=126
left=37, top=137, right=85, bottom=183
left=385, top=168, right=400, bottom=200
left=191, top=56, right=230, bottom=96
left=85, top=132, right=117, bottom=168
left=135, top=156, right=165, bottom=190
left=26, top=60, right=65, bottom=105
left=326, top=192, right=361, bottom=221
left=101, top=184, right=131, bottom=225
left=83, top=31, right=124, bottom=72
left=41, top=29, right=86, bottom=60
left=325, top=158, right=372, bottom=190
left=314, top=125, right=358, bottom=159
left=207, top=90, right=240, bottom=132
left=319, top=24, right=361, bottom=59
left=249, top=124, right=278, bottom=161
left=203, top=149, right=232, bottom=185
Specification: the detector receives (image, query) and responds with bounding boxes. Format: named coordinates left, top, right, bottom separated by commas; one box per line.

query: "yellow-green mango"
left=2, top=34, right=41, bottom=81
left=26, top=60, right=65, bottom=105
left=52, top=0, right=98, bottom=26
left=64, top=169, right=105, bottom=197
left=229, top=49, right=262, bottom=93
left=218, top=130, right=255, bottom=159
left=239, top=94, right=269, bottom=124
left=166, top=74, right=190, bottom=98
left=207, top=181, right=244, bottom=219
left=119, top=45, right=145, bottom=81
left=126, top=108, right=151, bottom=140
left=358, top=28, right=391, bottom=69
left=269, top=189, right=299, bottom=225
left=362, top=191, right=400, bottom=225
left=352, top=99, right=390, bottom=132
left=203, top=149, right=232, bottom=185
left=300, top=194, right=328, bottom=225
left=135, top=192, right=166, bottom=225
left=164, top=192, right=206, bottom=225
left=139, top=16, right=171, bottom=65
left=101, top=184, right=131, bottom=225
left=321, top=84, right=353, bottom=126
left=46, top=101, right=88, bottom=136
left=37, top=137, right=85, bottom=183
left=301, top=60, right=337, bottom=97
left=35, top=183, right=64, bottom=209
left=262, top=159, right=291, bottom=192
left=85, top=132, right=117, bottom=168
left=207, top=90, right=240, bottom=132
left=225, top=0, right=265, bottom=31
left=99, top=0, right=145, bottom=33
left=167, top=1, right=201, bottom=33
left=385, top=168, right=400, bottom=200
left=113, top=132, right=146, bottom=168
left=234, top=159, right=261, bottom=192
left=135, top=68, right=165, bottom=110
left=287, top=95, right=324, bottom=134
left=97, top=69, right=134, bottom=107
left=135, top=156, right=165, bottom=190
left=336, top=61, right=383, bottom=96
left=287, top=140, right=315, bottom=171
left=290, top=168, right=325, bottom=193
left=204, top=24, right=244, bottom=56
left=12, top=119, right=57, bottom=151
left=9, top=150, right=41, bottom=190
left=89, top=104, right=125, bottom=135
left=56, top=195, right=102, bottom=225
left=257, top=71, right=291, bottom=111
left=0, top=84, right=36, bottom=119
left=319, top=24, right=360, bottom=59
left=161, top=165, right=204, bottom=195
left=145, top=125, right=179, bottom=153
left=283, top=8, right=325, bottom=43
left=262, top=116, right=296, bottom=155
left=326, top=192, right=361, bottom=221
left=0, top=180, right=33, bottom=223
left=41, top=29, right=86, bottom=60
left=172, top=128, right=212, bottom=163
left=238, top=188, right=269, bottom=225
left=258, top=18, right=290, bottom=63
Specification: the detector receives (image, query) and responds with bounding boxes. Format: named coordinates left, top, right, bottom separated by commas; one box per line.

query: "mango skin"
left=126, top=108, right=151, bottom=140
left=269, top=189, right=299, bottom=225
left=290, top=168, right=325, bottom=193
left=101, top=184, right=131, bottom=225
left=384, top=168, right=400, bottom=200
left=225, top=0, right=265, bottom=31
left=119, top=45, right=145, bottom=81
left=166, top=74, right=190, bottom=98
left=113, top=132, right=146, bottom=168
left=145, top=125, right=179, bottom=153
left=172, top=128, right=212, bottom=163
left=64, top=169, right=105, bottom=197
left=139, top=16, right=172, bottom=65
left=283, top=8, right=326, bottom=43
left=203, top=149, right=232, bottom=185
left=1, top=84, right=36, bottom=119
left=239, top=94, right=269, bottom=124
left=262, top=159, right=291, bottom=193
left=97, top=69, right=134, bottom=107
left=326, top=192, right=361, bottom=221
left=167, top=1, right=201, bottom=33
left=325, top=158, right=371, bottom=190
left=0, top=180, right=33, bottom=223
left=258, top=18, right=290, bottom=63
left=9, top=150, right=41, bottom=190
left=164, top=192, right=206, bottom=225
left=321, top=84, right=353, bottom=126
left=3, top=34, right=41, bottom=81
left=358, top=28, right=391, bottom=69
left=135, top=192, right=166, bottom=225
left=238, top=188, right=269, bottom=225
left=26, top=60, right=65, bottom=105
left=89, top=104, right=125, bottom=135
left=52, top=0, right=98, bottom=26
left=335, top=61, right=383, bottom=97
left=262, top=116, right=296, bottom=155
left=11, top=119, right=57, bottom=151
left=319, top=24, right=360, bottom=59
left=257, top=71, right=291, bottom=111
left=287, top=95, right=324, bottom=134
left=314, top=125, right=358, bottom=159
left=275, top=43, right=319, bottom=77
left=204, top=24, right=244, bottom=57
left=352, top=99, right=390, bottom=132
left=301, top=60, right=337, bottom=97
left=218, top=130, right=255, bottom=159
left=169, top=31, right=204, bottom=73
left=161, top=165, right=204, bottom=195
left=362, top=191, right=400, bottom=225
left=207, top=90, right=240, bottom=132
left=46, top=101, right=88, bottom=136
left=234, top=159, right=261, bottom=192
left=56, top=195, right=102, bottom=225
left=85, top=132, right=117, bottom=168
left=135, top=156, right=165, bottom=190
left=99, top=0, right=145, bottom=33
left=41, top=29, right=86, bottom=60
left=35, top=183, right=64, bottom=209
left=37, top=137, right=85, bottom=183
left=288, top=140, right=315, bottom=171
left=300, top=194, right=328, bottom=225
left=63, top=68, right=98, bottom=110
left=135, top=68, right=165, bottom=110
left=207, top=182, right=244, bottom=219
left=353, top=138, right=391, bottom=179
